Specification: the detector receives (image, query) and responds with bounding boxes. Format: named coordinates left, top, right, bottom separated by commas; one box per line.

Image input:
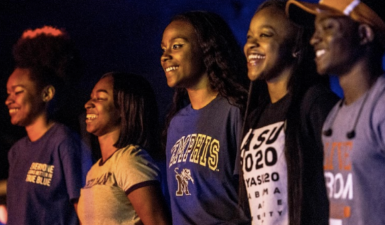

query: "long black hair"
left=163, top=11, right=249, bottom=145
left=239, top=0, right=329, bottom=224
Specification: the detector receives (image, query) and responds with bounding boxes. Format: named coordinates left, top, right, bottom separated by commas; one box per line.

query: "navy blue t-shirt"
left=166, top=96, right=250, bottom=225
left=7, top=123, right=93, bottom=225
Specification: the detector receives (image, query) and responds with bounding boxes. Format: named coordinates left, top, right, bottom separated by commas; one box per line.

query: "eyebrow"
left=260, top=24, right=276, bottom=32
left=161, top=36, right=189, bottom=46
left=249, top=24, right=276, bottom=34
left=10, top=84, right=25, bottom=89
left=96, top=89, right=109, bottom=94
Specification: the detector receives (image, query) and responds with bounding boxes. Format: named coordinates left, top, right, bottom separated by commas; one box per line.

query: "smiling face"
left=310, top=14, right=360, bottom=75
left=85, top=75, right=121, bottom=137
left=160, top=20, right=207, bottom=89
left=5, top=68, right=45, bottom=127
left=244, top=6, right=297, bottom=82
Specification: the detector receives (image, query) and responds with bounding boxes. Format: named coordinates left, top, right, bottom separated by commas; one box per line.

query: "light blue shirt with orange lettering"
left=322, top=75, right=385, bottom=225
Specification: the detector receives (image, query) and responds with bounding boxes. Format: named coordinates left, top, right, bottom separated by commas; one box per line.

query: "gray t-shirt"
left=77, top=145, right=160, bottom=225
left=322, top=75, right=385, bottom=225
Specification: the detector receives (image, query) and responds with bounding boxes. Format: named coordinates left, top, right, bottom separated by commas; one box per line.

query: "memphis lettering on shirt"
left=26, top=162, right=55, bottom=187
left=323, top=141, right=353, bottom=222
left=241, top=121, right=288, bottom=224
left=168, top=133, right=219, bottom=171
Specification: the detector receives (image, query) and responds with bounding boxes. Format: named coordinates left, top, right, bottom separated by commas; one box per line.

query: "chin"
left=166, top=80, right=177, bottom=88
left=11, top=119, right=25, bottom=127
left=85, top=126, right=95, bottom=134
left=316, top=66, right=329, bottom=76
left=247, top=72, right=260, bottom=81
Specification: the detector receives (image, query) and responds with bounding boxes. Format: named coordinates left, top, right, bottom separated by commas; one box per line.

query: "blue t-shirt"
left=7, top=123, right=93, bottom=225
left=166, top=96, right=250, bottom=225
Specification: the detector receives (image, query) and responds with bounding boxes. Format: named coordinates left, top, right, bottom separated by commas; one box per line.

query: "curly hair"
left=163, top=11, right=249, bottom=141
left=12, top=26, right=84, bottom=132
left=101, top=72, right=161, bottom=159
left=13, top=26, right=83, bottom=86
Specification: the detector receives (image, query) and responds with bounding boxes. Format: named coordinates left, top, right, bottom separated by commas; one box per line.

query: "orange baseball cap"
left=286, top=0, right=385, bottom=47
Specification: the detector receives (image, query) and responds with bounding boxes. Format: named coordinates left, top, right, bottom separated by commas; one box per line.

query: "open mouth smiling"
left=165, top=66, right=179, bottom=72
left=315, top=49, right=326, bottom=58
left=86, top=114, right=98, bottom=121
left=9, top=108, right=19, bottom=114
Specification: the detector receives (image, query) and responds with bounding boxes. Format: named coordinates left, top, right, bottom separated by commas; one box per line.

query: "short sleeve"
left=232, top=107, right=244, bottom=176
left=59, top=138, right=93, bottom=202
left=372, top=93, right=385, bottom=153
left=115, top=146, right=160, bottom=195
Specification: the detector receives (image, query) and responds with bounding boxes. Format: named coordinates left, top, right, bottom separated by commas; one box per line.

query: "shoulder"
left=8, top=136, right=29, bottom=159
left=370, top=75, right=385, bottom=123
left=50, top=123, right=80, bottom=141
left=115, top=145, right=155, bottom=164
left=50, top=123, right=90, bottom=157
left=301, top=84, right=340, bottom=114
left=303, top=84, right=338, bottom=104
left=114, top=145, right=160, bottom=180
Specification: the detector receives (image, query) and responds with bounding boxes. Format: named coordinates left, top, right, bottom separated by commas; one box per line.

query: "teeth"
left=86, top=114, right=97, bottom=120
left=316, top=49, right=325, bottom=57
left=9, top=109, right=19, bottom=113
left=248, top=54, right=265, bottom=61
left=166, top=66, right=179, bottom=72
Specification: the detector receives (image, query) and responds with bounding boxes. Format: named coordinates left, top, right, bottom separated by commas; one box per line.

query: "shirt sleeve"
left=232, top=107, right=244, bottom=177
left=372, top=92, right=385, bottom=154
left=115, top=146, right=160, bottom=195
left=59, top=137, right=93, bottom=202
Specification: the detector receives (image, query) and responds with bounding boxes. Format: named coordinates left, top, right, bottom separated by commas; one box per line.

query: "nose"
left=5, top=94, right=13, bottom=106
left=310, top=29, right=321, bottom=46
left=84, top=99, right=94, bottom=109
left=245, top=37, right=259, bottom=50
left=161, top=48, right=171, bottom=63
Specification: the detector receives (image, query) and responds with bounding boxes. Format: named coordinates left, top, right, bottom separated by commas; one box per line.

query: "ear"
left=358, top=24, right=375, bottom=45
left=41, top=85, right=55, bottom=102
left=291, top=44, right=301, bottom=59
left=292, top=51, right=300, bottom=58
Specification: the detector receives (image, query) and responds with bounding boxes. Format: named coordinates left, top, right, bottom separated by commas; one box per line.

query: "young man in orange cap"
left=286, top=0, right=385, bottom=224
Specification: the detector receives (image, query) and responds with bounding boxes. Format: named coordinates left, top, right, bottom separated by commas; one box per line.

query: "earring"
left=292, top=51, right=299, bottom=58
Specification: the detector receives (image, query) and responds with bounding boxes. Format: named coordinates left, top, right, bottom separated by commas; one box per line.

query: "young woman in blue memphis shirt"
left=240, top=0, right=339, bottom=224
left=161, top=11, right=250, bottom=224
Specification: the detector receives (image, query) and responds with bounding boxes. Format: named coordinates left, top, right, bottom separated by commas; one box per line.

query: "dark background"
left=1, top=0, right=367, bottom=182
left=0, top=0, right=264, bottom=180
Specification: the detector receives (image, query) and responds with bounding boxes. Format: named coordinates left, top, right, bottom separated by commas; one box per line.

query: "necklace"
left=323, top=90, right=371, bottom=139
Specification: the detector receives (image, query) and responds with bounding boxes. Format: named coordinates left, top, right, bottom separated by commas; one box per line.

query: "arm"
left=73, top=202, right=82, bottom=225
left=128, top=184, right=171, bottom=225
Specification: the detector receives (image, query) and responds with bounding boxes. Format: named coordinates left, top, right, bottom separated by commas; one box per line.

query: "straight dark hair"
left=103, top=72, right=160, bottom=158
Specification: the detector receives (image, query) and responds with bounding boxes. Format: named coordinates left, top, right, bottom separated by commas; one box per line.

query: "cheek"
left=190, top=53, right=205, bottom=74
left=106, top=105, right=120, bottom=124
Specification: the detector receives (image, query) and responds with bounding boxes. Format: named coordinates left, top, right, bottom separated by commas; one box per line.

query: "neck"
left=187, top=86, right=219, bottom=110
left=25, top=115, right=55, bottom=142
left=338, top=59, right=380, bottom=105
left=266, top=68, right=291, bottom=103
left=98, top=129, right=120, bottom=162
